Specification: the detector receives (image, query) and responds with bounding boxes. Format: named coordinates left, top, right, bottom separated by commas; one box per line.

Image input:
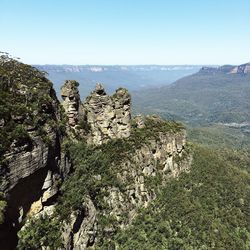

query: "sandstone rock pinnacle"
left=61, top=80, right=82, bottom=128
left=82, top=84, right=131, bottom=145
left=60, top=81, right=131, bottom=144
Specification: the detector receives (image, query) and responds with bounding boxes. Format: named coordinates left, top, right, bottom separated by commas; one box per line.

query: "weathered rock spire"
left=61, top=80, right=82, bottom=129
left=60, top=81, right=131, bottom=144
left=83, top=83, right=131, bottom=145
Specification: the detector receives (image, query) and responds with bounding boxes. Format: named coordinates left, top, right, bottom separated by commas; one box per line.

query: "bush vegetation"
left=0, top=192, right=7, bottom=224
left=103, top=146, right=250, bottom=249
left=17, top=215, right=62, bottom=249
left=56, top=117, right=181, bottom=220
left=188, top=124, right=250, bottom=150
left=0, top=52, right=61, bottom=162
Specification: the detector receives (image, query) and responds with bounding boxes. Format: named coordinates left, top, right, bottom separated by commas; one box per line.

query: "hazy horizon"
left=33, top=63, right=216, bottom=66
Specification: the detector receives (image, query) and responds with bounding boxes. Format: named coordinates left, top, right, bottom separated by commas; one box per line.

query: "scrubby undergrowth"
left=105, top=146, right=250, bottom=249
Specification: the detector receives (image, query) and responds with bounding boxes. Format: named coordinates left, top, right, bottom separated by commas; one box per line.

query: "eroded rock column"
left=82, top=84, right=131, bottom=145
left=61, top=80, right=82, bottom=130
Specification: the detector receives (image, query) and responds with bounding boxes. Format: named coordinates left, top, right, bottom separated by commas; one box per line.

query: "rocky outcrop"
left=1, top=132, right=65, bottom=248
left=62, top=197, right=97, bottom=249
left=61, top=82, right=131, bottom=145
left=102, top=119, right=190, bottom=230
left=2, top=132, right=70, bottom=249
left=230, top=62, right=250, bottom=74
left=61, top=80, right=83, bottom=130
left=82, top=84, right=131, bottom=145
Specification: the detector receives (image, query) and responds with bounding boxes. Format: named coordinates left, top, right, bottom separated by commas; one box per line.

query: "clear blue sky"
left=1, top=0, right=250, bottom=65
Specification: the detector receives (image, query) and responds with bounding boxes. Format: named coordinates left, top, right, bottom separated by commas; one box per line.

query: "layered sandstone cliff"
left=0, top=57, right=71, bottom=249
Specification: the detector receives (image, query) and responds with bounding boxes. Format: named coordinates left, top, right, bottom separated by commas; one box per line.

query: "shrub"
left=0, top=197, right=7, bottom=224
left=17, top=215, right=62, bottom=249
left=105, top=146, right=250, bottom=249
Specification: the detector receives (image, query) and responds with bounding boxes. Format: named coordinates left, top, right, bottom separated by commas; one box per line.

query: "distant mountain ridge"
left=34, top=64, right=203, bottom=98
left=199, top=62, right=250, bottom=74
left=35, top=64, right=203, bottom=73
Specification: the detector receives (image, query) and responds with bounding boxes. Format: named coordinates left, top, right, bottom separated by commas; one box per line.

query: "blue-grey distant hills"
left=34, top=65, right=202, bottom=98
left=133, top=63, right=250, bottom=126
left=198, top=62, right=250, bottom=74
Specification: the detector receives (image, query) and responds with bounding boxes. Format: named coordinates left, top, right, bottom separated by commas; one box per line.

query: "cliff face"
left=199, top=62, right=250, bottom=75
left=230, top=62, right=250, bottom=74
left=0, top=55, right=71, bottom=249
left=0, top=55, right=192, bottom=250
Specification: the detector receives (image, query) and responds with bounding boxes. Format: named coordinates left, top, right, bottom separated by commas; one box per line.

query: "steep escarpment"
left=0, top=54, right=71, bottom=249
left=0, top=54, right=191, bottom=249
left=200, top=62, right=250, bottom=75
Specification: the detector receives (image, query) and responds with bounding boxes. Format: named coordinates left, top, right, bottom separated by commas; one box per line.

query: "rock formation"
left=230, top=62, right=250, bottom=74
left=61, top=80, right=83, bottom=130
left=60, top=81, right=131, bottom=145
left=82, top=83, right=131, bottom=145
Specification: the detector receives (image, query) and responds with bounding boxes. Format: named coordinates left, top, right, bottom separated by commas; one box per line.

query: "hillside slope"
left=133, top=63, right=250, bottom=126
